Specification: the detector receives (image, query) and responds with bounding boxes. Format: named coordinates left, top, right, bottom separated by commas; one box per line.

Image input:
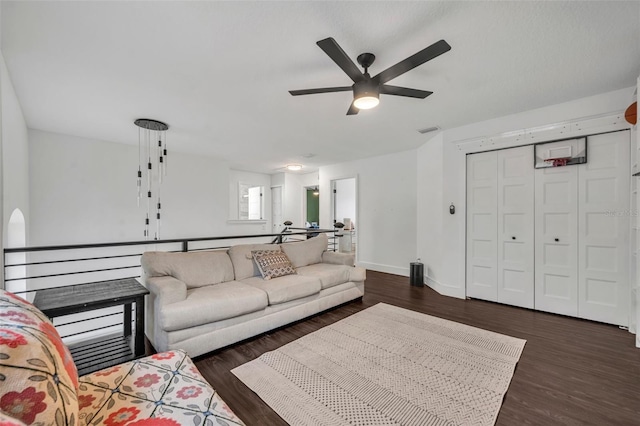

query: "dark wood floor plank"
left=182, top=271, right=640, bottom=426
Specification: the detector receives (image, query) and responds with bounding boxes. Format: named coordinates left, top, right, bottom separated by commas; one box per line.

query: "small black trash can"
left=410, top=262, right=424, bottom=287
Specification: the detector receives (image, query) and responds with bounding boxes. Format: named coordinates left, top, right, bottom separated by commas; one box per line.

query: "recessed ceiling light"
left=286, top=164, right=303, bottom=171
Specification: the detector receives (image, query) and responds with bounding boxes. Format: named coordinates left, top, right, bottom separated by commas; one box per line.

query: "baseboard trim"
left=357, top=261, right=409, bottom=277
left=357, top=263, right=466, bottom=299
left=425, top=275, right=465, bottom=299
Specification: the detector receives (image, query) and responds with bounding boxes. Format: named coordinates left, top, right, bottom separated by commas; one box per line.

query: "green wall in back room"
left=306, top=189, right=319, bottom=224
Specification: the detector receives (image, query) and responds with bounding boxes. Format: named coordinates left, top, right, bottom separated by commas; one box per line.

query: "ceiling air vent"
left=417, top=126, right=440, bottom=134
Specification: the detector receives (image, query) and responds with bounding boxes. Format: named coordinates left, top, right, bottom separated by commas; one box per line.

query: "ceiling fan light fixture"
left=353, top=95, right=379, bottom=110
left=353, top=80, right=380, bottom=110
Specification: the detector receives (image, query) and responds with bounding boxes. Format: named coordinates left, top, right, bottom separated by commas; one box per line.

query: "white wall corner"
left=416, top=133, right=444, bottom=285
left=425, top=274, right=466, bottom=299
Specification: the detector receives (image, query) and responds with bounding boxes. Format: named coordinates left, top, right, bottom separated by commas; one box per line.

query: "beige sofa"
left=141, top=233, right=365, bottom=357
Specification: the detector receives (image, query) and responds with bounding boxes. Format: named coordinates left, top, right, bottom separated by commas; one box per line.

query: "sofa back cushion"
left=141, top=251, right=234, bottom=289
left=228, top=243, right=281, bottom=280
left=0, top=290, right=79, bottom=425
left=280, top=233, right=328, bottom=268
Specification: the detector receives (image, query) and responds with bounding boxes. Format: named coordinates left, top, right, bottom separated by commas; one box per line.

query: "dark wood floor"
left=188, top=271, right=640, bottom=426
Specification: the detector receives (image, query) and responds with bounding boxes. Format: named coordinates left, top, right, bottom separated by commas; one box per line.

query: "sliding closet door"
left=578, top=132, right=630, bottom=326
left=497, top=146, right=534, bottom=308
left=534, top=162, right=579, bottom=316
left=466, top=151, right=498, bottom=301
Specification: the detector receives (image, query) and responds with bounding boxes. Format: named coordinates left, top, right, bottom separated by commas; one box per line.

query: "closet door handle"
left=511, top=236, right=516, bottom=240
left=554, top=238, right=559, bottom=242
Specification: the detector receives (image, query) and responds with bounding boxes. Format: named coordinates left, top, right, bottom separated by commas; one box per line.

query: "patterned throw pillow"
left=0, top=290, right=79, bottom=425
left=252, top=250, right=296, bottom=280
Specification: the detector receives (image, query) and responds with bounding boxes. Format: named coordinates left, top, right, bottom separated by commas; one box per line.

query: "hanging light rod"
left=135, top=118, right=169, bottom=240
left=134, top=118, right=169, bottom=131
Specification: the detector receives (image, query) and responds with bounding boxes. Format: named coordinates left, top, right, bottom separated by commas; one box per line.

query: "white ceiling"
left=2, top=1, right=639, bottom=174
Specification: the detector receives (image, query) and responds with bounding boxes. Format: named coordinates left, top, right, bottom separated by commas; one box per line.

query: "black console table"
left=33, top=278, right=149, bottom=375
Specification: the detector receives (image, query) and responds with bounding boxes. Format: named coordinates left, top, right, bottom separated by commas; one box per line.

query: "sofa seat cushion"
left=241, top=275, right=321, bottom=305
left=160, top=281, right=268, bottom=331
left=78, top=350, right=244, bottom=425
left=296, top=263, right=351, bottom=289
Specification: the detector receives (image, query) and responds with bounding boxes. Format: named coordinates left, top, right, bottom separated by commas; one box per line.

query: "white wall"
left=334, top=178, right=356, bottom=227
left=282, top=172, right=304, bottom=227
left=271, top=172, right=284, bottom=188
left=1, top=52, right=28, bottom=247
left=319, top=150, right=417, bottom=276
left=300, top=171, right=319, bottom=189
left=416, top=133, right=443, bottom=287
left=417, top=86, right=636, bottom=298
left=29, top=130, right=271, bottom=246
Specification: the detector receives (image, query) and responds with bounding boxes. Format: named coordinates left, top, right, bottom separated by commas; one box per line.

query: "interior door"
left=271, top=186, right=283, bottom=232
left=578, top=131, right=630, bottom=326
left=466, top=151, right=498, bottom=301
left=534, top=160, right=579, bottom=316
left=497, top=146, right=534, bottom=308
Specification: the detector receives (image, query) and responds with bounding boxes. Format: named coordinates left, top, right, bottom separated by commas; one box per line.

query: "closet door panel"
left=466, top=151, right=498, bottom=301
left=535, top=164, right=579, bottom=316
left=578, top=132, right=630, bottom=326
left=497, top=146, right=534, bottom=308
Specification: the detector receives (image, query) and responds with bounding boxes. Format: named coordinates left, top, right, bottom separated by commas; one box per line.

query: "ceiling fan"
left=289, top=37, right=451, bottom=115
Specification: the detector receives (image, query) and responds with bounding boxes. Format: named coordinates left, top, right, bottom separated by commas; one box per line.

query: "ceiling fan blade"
left=346, top=102, right=359, bottom=115
left=317, top=37, right=364, bottom=83
left=289, top=86, right=352, bottom=96
left=380, top=85, right=433, bottom=99
left=373, top=39, right=451, bottom=84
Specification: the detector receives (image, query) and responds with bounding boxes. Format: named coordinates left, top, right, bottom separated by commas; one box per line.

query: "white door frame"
left=270, top=185, right=283, bottom=233
left=330, top=176, right=358, bottom=259
left=302, top=185, right=320, bottom=226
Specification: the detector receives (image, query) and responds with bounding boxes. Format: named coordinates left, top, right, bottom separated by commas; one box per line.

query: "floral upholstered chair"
left=0, top=290, right=244, bottom=426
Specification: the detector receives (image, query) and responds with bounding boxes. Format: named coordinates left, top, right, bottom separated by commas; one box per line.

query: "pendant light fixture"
left=135, top=118, right=169, bottom=240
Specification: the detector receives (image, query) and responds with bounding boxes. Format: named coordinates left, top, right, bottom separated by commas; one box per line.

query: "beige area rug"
left=232, top=303, right=526, bottom=426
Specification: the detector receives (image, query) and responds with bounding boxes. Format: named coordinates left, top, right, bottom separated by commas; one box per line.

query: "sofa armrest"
left=322, top=251, right=355, bottom=266
left=349, top=266, right=366, bottom=282
left=146, top=276, right=187, bottom=306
